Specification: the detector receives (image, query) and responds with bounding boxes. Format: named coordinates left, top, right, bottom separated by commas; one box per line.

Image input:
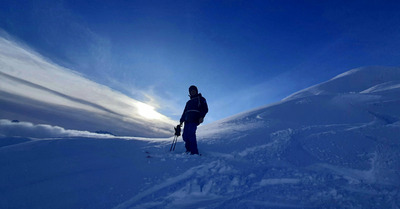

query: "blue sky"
left=1, top=0, right=400, bottom=123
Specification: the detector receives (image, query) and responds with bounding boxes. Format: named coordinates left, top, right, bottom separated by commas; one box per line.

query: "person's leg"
left=182, top=124, right=192, bottom=153
left=186, top=123, right=198, bottom=155
left=190, top=136, right=199, bottom=155
left=185, top=142, right=190, bottom=153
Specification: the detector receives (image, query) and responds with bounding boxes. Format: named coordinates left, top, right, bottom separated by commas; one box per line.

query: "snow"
left=361, top=81, right=400, bottom=94
left=283, top=66, right=400, bottom=101
left=259, top=178, right=300, bottom=186
left=1, top=66, right=400, bottom=208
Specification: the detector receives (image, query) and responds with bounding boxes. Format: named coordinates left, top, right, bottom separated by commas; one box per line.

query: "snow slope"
left=1, top=66, right=400, bottom=208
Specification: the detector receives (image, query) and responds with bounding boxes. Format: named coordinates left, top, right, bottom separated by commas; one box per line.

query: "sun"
left=136, top=102, right=163, bottom=120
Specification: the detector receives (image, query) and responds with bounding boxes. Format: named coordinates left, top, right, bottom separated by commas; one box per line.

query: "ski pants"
left=182, top=122, right=199, bottom=155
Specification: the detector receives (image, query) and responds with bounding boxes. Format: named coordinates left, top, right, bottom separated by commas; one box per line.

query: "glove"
left=174, top=125, right=181, bottom=136
left=199, top=117, right=204, bottom=124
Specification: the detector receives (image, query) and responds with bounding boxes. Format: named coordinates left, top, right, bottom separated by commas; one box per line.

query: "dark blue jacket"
left=180, top=93, right=208, bottom=125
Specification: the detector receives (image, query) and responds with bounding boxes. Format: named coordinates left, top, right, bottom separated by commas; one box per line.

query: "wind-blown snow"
left=1, top=66, right=400, bottom=208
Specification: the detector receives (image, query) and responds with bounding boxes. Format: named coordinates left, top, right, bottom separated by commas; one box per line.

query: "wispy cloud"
left=0, top=36, right=175, bottom=137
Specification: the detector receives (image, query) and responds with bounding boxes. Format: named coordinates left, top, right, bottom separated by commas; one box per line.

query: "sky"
left=1, top=0, right=400, bottom=124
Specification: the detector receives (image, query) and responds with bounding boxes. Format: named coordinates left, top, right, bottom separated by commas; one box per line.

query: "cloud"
left=0, top=119, right=113, bottom=138
left=0, top=36, right=175, bottom=137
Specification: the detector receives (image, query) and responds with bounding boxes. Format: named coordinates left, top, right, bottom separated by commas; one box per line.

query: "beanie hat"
left=189, top=85, right=198, bottom=94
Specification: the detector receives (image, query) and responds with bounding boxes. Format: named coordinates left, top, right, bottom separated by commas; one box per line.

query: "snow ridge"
left=283, top=66, right=400, bottom=101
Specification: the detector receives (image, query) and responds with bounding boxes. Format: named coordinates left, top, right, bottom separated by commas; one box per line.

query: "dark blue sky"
left=1, top=0, right=400, bottom=123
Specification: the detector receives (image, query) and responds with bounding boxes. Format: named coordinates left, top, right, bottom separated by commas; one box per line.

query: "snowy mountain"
left=1, top=66, right=400, bottom=208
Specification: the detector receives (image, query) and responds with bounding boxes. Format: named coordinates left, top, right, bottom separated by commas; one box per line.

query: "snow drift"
left=1, top=66, right=400, bottom=208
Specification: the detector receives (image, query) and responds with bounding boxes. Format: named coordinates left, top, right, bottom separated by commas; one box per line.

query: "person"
left=179, top=85, right=208, bottom=155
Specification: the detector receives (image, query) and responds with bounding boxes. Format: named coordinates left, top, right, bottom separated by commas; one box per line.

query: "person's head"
left=189, top=85, right=198, bottom=96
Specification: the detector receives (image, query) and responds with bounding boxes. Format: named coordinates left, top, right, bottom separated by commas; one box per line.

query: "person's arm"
left=199, top=98, right=208, bottom=123
left=180, top=102, right=188, bottom=125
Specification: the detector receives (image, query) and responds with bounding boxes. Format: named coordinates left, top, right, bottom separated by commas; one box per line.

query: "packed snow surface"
left=1, top=66, right=400, bottom=208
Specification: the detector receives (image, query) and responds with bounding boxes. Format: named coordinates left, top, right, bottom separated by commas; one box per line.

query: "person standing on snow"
left=179, top=85, right=208, bottom=155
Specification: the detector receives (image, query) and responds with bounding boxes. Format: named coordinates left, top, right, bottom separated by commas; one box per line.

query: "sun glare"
left=136, top=102, right=163, bottom=120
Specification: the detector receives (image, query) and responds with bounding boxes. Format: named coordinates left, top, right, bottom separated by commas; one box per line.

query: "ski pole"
left=172, top=136, right=178, bottom=151
left=170, top=125, right=181, bottom=152
left=170, top=135, right=177, bottom=151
